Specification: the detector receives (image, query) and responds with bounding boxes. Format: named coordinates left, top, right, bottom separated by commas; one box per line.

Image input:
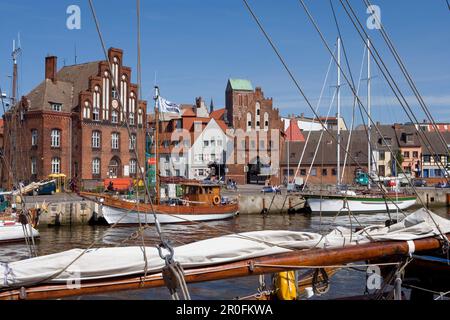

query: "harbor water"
left=1, top=206, right=449, bottom=300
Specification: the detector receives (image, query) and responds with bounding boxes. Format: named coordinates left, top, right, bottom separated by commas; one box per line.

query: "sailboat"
left=302, top=38, right=416, bottom=214
left=80, top=88, right=238, bottom=225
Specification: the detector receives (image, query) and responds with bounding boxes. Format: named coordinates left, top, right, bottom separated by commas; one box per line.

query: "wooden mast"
left=0, top=234, right=447, bottom=300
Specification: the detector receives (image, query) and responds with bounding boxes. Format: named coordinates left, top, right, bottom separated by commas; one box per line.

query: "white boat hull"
left=306, top=196, right=417, bottom=214
left=0, top=223, right=40, bottom=244
left=102, top=205, right=237, bottom=225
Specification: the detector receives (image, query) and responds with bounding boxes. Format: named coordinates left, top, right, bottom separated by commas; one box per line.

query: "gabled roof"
left=227, top=79, right=253, bottom=91
left=210, top=108, right=226, bottom=121
left=286, top=118, right=305, bottom=142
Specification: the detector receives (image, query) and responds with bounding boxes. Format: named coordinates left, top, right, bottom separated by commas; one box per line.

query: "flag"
left=158, top=97, right=181, bottom=114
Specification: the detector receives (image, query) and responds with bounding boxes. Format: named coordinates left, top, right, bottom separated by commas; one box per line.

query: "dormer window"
left=51, top=103, right=62, bottom=112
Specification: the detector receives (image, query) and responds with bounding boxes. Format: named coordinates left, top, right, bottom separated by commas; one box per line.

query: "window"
left=406, top=134, right=413, bottom=143
left=175, top=169, right=180, bottom=177
left=247, top=113, right=252, bottom=132
left=300, top=169, right=307, bottom=176
left=93, top=105, right=100, bottom=121
left=31, top=157, right=37, bottom=175
left=311, top=168, right=317, bottom=176
left=92, top=131, right=101, bottom=149
left=111, top=110, right=119, bottom=124
left=211, top=153, right=216, bottom=161
left=130, top=159, right=137, bottom=175
left=403, top=151, right=410, bottom=159
left=322, top=169, right=328, bottom=176
left=129, top=134, right=136, bottom=150
left=196, top=154, right=204, bottom=162
left=51, top=157, right=61, bottom=174
left=83, top=102, right=91, bottom=119
left=138, top=109, right=143, bottom=125
left=435, top=169, right=443, bottom=177
left=332, top=168, right=337, bottom=176
left=165, top=170, right=171, bottom=177
left=379, top=151, right=385, bottom=161
left=211, top=140, right=216, bottom=147
left=129, top=112, right=135, bottom=125
left=217, top=139, right=223, bottom=147
left=423, top=155, right=431, bottom=163
left=434, top=155, right=441, bottom=163
left=92, top=158, right=100, bottom=175
left=51, top=103, right=62, bottom=112
left=204, top=141, right=209, bottom=147
left=31, top=129, right=38, bottom=146
left=111, top=133, right=120, bottom=150
left=51, top=129, right=61, bottom=148
left=413, top=151, right=419, bottom=158
left=112, top=87, right=118, bottom=100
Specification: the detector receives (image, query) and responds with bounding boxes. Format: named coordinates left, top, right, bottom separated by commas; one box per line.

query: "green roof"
left=228, top=79, right=253, bottom=91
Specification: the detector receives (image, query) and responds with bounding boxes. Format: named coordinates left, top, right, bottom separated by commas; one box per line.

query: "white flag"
left=158, top=97, right=181, bottom=114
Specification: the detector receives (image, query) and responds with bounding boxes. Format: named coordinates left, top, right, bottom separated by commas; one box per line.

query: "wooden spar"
left=154, top=87, right=160, bottom=205
left=0, top=234, right=448, bottom=300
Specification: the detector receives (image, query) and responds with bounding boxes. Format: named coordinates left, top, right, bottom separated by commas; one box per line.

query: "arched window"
left=264, top=112, right=269, bottom=131
left=112, top=57, right=119, bottom=88
left=31, top=129, right=38, bottom=146
left=92, top=158, right=101, bottom=175
left=102, top=71, right=110, bottom=120
left=51, top=129, right=61, bottom=148
left=83, top=101, right=91, bottom=119
left=51, top=157, right=61, bottom=174
left=138, top=108, right=143, bottom=125
left=31, top=157, right=37, bottom=175
left=255, top=102, right=261, bottom=130
left=246, top=112, right=252, bottom=132
left=120, top=75, right=127, bottom=121
left=92, top=131, right=101, bottom=149
left=129, top=92, right=136, bottom=125
left=93, top=86, right=100, bottom=119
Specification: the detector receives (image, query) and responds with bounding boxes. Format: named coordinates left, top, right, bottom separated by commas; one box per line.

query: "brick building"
left=224, top=79, right=285, bottom=185
left=2, top=48, right=147, bottom=189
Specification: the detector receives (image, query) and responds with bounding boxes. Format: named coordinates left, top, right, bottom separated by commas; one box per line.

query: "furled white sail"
left=1, top=208, right=449, bottom=289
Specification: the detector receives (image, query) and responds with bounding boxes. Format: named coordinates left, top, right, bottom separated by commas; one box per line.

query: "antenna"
left=74, top=43, right=78, bottom=64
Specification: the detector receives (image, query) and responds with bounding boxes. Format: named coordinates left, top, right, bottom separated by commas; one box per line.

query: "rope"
left=242, top=0, right=412, bottom=219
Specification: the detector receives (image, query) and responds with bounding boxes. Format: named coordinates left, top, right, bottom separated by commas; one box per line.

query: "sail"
left=1, top=208, right=449, bottom=289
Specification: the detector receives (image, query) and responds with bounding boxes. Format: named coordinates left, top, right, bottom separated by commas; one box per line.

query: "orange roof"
left=216, top=119, right=230, bottom=133
left=286, top=119, right=305, bottom=142
left=210, top=108, right=226, bottom=121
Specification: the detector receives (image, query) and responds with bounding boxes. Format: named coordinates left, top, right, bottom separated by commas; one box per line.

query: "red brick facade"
left=2, top=48, right=147, bottom=189
left=225, top=81, right=284, bottom=184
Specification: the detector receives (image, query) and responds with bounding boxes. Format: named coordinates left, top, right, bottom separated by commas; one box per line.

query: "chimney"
left=45, top=56, right=57, bottom=83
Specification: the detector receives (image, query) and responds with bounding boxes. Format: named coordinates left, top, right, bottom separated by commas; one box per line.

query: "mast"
left=367, top=38, right=372, bottom=190
left=154, top=86, right=160, bottom=204
left=336, top=37, right=341, bottom=186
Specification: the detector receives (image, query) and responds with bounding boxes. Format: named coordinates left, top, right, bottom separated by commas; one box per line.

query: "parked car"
left=261, top=186, right=282, bottom=195
left=435, top=182, right=450, bottom=188
left=28, top=181, right=57, bottom=196
left=412, top=179, right=427, bottom=187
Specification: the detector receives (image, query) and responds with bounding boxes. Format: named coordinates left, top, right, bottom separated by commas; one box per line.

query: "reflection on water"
left=1, top=206, right=449, bottom=299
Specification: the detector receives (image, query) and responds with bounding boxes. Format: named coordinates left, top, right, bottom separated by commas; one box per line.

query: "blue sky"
left=0, top=0, right=449, bottom=124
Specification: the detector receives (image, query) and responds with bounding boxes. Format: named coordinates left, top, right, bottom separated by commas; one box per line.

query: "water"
left=1, top=206, right=449, bottom=300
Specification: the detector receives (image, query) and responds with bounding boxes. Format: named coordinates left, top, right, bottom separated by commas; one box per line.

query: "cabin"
left=182, top=183, right=222, bottom=206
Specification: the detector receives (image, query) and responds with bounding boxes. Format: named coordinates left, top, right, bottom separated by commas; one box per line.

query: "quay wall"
left=238, top=194, right=305, bottom=215
left=24, top=200, right=100, bottom=226
left=413, top=188, right=450, bottom=207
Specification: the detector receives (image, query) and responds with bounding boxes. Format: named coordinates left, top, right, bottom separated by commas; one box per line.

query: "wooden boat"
left=81, top=182, right=238, bottom=225
left=303, top=191, right=417, bottom=214
left=0, top=232, right=447, bottom=300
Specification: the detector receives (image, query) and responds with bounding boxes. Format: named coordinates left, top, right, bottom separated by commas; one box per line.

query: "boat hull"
left=305, top=195, right=417, bottom=214
left=102, top=205, right=238, bottom=225
left=0, top=223, right=40, bottom=244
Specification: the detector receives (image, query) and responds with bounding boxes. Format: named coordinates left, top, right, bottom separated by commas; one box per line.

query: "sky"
left=0, top=0, right=449, bottom=125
